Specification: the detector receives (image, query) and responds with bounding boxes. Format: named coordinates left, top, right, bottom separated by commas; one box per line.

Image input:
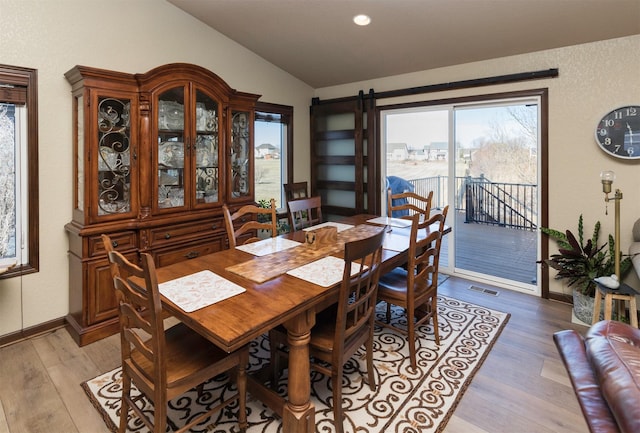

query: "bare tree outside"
left=0, top=104, right=16, bottom=258
left=461, top=105, right=536, bottom=184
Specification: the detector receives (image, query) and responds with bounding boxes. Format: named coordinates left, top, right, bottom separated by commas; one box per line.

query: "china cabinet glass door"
left=194, top=88, right=219, bottom=205
left=97, top=95, right=132, bottom=216
left=155, top=85, right=221, bottom=211
left=230, top=109, right=252, bottom=200
left=156, top=86, right=186, bottom=210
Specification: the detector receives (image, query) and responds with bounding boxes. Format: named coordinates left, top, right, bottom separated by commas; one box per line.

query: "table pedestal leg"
left=282, top=310, right=316, bottom=433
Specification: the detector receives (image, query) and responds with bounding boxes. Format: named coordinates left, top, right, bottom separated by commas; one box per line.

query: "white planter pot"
left=572, top=288, right=598, bottom=325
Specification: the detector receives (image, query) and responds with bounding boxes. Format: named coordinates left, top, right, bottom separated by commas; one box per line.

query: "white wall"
left=0, top=0, right=313, bottom=336
left=314, top=35, right=640, bottom=297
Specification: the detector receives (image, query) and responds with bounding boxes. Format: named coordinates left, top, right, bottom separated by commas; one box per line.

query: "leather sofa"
left=554, top=320, right=640, bottom=433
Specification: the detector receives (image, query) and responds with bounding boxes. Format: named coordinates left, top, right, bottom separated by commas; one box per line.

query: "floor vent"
left=468, top=285, right=500, bottom=296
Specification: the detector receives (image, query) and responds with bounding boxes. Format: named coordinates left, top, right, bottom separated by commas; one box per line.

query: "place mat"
left=382, top=232, right=412, bottom=252
left=303, top=221, right=354, bottom=232
left=286, top=256, right=365, bottom=287
left=226, top=224, right=383, bottom=283
left=159, top=270, right=246, bottom=313
left=366, top=216, right=413, bottom=228
left=236, top=237, right=302, bottom=256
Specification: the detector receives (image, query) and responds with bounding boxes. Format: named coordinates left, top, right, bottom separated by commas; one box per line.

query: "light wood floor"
left=0, top=276, right=589, bottom=433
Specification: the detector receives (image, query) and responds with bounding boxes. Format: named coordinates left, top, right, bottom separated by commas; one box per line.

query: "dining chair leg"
left=408, top=317, right=417, bottom=371
left=431, top=298, right=441, bottom=345
left=385, top=302, right=392, bottom=323
left=332, top=370, right=345, bottom=433
left=366, top=329, right=376, bottom=391
left=237, top=350, right=249, bottom=432
left=268, top=330, right=286, bottom=390
left=153, top=393, right=168, bottom=433
left=118, top=375, right=131, bottom=433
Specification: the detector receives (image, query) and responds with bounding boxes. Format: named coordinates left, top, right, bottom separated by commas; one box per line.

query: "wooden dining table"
left=152, top=213, right=447, bottom=433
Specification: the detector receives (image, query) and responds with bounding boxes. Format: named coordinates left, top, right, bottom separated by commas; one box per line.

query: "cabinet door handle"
left=211, top=224, right=217, bottom=230
left=111, top=240, right=119, bottom=248
left=184, top=251, right=200, bottom=259
left=165, top=233, right=171, bottom=239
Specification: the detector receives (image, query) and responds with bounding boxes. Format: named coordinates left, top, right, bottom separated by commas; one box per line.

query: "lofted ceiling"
left=167, top=0, right=640, bottom=88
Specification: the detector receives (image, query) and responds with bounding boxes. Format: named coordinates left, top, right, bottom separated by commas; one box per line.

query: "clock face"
left=595, top=105, right=640, bottom=159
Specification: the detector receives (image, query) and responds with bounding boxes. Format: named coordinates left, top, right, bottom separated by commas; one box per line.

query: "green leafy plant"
left=257, top=198, right=289, bottom=234
left=540, top=214, right=632, bottom=297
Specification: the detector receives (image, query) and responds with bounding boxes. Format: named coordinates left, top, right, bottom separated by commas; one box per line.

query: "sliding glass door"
left=382, top=96, right=541, bottom=294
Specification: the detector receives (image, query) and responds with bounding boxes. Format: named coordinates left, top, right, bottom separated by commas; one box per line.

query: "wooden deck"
left=441, top=210, right=538, bottom=285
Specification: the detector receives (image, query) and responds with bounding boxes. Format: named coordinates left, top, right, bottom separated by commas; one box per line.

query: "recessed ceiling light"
left=353, top=14, right=371, bottom=26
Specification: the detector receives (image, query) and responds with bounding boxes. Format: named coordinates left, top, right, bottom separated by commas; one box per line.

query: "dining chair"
left=283, top=181, right=309, bottom=201
left=287, top=195, right=323, bottom=231
left=102, top=235, right=248, bottom=433
left=270, top=228, right=385, bottom=433
left=387, top=188, right=433, bottom=220
left=376, top=205, right=449, bottom=370
left=223, top=198, right=277, bottom=248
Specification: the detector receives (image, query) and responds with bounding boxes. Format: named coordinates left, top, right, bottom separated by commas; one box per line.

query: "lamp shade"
left=600, top=170, right=615, bottom=194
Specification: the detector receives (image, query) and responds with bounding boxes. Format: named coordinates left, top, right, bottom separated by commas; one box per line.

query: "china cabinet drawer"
left=88, top=231, right=138, bottom=258
left=149, top=219, right=224, bottom=248
left=154, top=239, right=224, bottom=268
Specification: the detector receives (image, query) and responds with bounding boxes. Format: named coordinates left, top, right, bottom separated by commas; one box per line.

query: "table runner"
left=226, top=224, right=383, bottom=283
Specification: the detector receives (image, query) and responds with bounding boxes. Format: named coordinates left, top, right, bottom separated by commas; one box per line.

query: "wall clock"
left=595, top=105, right=640, bottom=159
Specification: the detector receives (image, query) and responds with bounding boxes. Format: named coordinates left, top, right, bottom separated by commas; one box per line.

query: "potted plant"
left=540, top=214, right=632, bottom=324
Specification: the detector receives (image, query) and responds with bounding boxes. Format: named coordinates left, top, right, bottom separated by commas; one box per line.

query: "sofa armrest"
left=586, top=321, right=640, bottom=433
left=553, top=329, right=620, bottom=433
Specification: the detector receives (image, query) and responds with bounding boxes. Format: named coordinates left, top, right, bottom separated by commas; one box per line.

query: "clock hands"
left=627, top=123, right=634, bottom=145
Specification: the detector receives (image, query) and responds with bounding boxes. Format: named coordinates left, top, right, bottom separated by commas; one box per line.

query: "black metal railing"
left=405, top=175, right=537, bottom=230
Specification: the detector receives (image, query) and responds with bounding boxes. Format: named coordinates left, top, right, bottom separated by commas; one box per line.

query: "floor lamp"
left=600, top=170, right=622, bottom=280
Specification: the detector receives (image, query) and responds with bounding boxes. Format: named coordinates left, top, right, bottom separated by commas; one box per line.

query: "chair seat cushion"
left=131, top=322, right=237, bottom=391
left=379, top=267, right=433, bottom=303
left=310, top=308, right=339, bottom=353
left=378, top=267, right=409, bottom=302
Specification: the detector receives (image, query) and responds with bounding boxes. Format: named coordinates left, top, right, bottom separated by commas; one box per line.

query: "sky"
left=255, top=121, right=282, bottom=148
left=385, top=104, right=535, bottom=149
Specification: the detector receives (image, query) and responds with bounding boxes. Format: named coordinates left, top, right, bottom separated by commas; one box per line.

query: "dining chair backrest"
left=376, top=204, right=448, bottom=370
left=336, top=228, right=385, bottom=350
left=108, top=249, right=167, bottom=397
left=223, top=198, right=277, bottom=248
left=283, top=181, right=309, bottom=202
left=101, top=234, right=121, bottom=281
left=387, top=188, right=433, bottom=220
left=287, top=196, right=323, bottom=231
left=102, top=235, right=249, bottom=433
left=408, top=205, right=449, bottom=299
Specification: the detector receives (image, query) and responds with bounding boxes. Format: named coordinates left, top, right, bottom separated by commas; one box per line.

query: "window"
left=0, top=65, right=38, bottom=277
left=254, top=102, right=293, bottom=208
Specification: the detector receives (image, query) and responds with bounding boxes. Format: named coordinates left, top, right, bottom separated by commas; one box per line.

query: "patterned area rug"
left=82, top=295, right=509, bottom=433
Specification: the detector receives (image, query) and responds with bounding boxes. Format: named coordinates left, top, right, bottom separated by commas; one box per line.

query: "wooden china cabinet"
left=65, top=63, right=259, bottom=346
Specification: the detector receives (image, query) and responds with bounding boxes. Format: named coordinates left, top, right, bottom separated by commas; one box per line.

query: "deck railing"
left=406, top=175, right=537, bottom=230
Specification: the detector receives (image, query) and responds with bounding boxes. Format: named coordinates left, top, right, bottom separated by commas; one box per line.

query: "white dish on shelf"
left=98, top=146, right=118, bottom=170
left=158, top=142, right=184, bottom=167
left=158, top=100, right=184, bottom=130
